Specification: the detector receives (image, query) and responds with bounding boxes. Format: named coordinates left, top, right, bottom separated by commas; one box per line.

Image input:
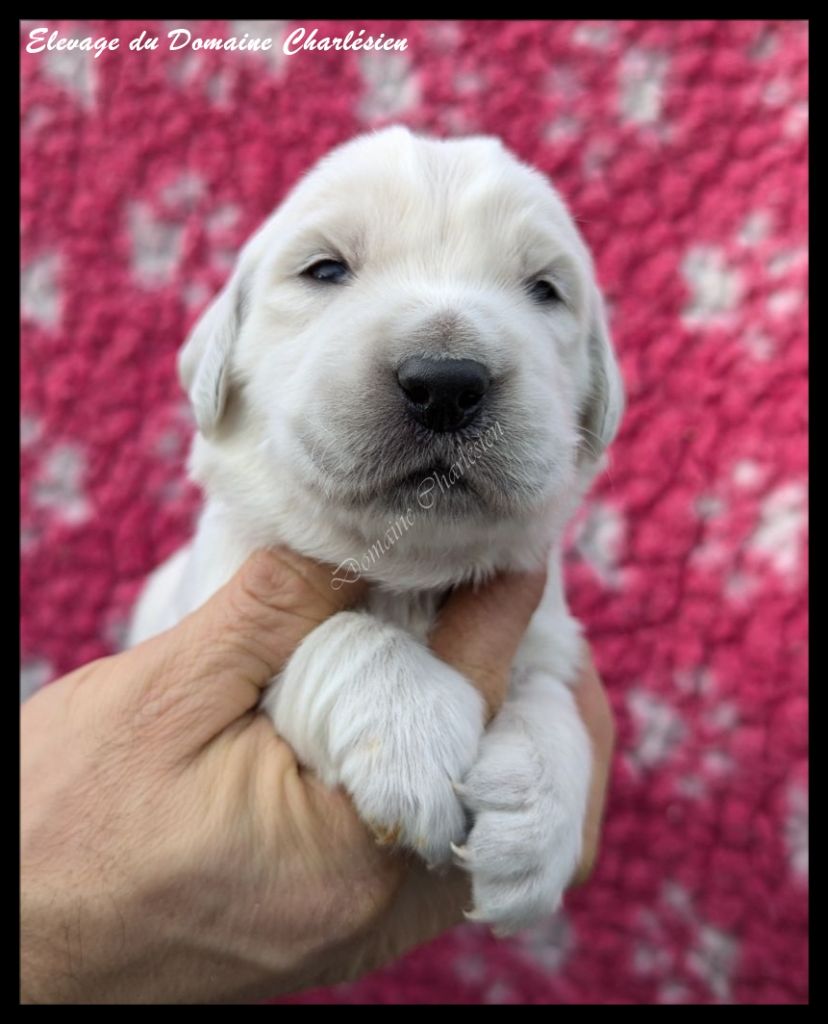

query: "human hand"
left=21, top=548, right=614, bottom=1003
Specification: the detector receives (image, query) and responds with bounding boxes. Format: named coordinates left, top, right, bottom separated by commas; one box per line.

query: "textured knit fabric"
left=20, top=19, right=808, bottom=1004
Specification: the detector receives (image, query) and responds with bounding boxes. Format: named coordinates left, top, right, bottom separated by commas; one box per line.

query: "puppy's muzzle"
left=396, top=357, right=491, bottom=433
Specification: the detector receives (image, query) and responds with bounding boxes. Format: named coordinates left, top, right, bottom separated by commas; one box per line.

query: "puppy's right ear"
left=177, top=230, right=265, bottom=437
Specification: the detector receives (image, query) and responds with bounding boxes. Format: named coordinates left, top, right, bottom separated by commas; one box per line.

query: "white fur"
left=262, top=610, right=485, bottom=863
left=128, top=126, right=624, bottom=933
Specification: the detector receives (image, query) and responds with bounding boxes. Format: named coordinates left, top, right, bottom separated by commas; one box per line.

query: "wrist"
left=21, top=879, right=124, bottom=1004
left=20, top=889, right=71, bottom=1004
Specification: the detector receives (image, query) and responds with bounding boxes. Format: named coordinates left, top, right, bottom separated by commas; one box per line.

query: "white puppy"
left=128, top=126, right=624, bottom=934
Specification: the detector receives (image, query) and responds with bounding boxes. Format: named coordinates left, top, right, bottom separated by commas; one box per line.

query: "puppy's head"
left=179, top=127, right=623, bottom=586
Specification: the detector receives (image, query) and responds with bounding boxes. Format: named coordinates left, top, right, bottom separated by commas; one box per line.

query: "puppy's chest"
left=363, top=588, right=445, bottom=641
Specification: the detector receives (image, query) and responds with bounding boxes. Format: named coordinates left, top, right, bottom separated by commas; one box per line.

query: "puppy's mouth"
left=294, top=417, right=547, bottom=521
left=335, top=458, right=481, bottom=513
left=393, top=463, right=473, bottom=492
left=359, top=451, right=527, bottom=522
left=298, top=433, right=492, bottom=516
left=386, top=461, right=476, bottom=500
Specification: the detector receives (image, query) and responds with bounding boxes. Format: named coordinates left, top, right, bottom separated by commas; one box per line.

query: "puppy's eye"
left=303, top=259, right=350, bottom=284
left=527, top=279, right=562, bottom=304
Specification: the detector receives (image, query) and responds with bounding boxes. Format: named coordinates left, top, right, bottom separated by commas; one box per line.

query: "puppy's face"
left=180, top=128, right=623, bottom=582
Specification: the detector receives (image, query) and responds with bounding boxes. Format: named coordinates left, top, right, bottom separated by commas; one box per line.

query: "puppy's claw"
left=452, top=780, right=469, bottom=797
left=450, top=841, right=470, bottom=864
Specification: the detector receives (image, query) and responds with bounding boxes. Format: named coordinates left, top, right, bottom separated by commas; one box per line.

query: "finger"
left=178, top=546, right=366, bottom=682
left=568, top=644, right=616, bottom=888
left=429, top=569, right=547, bottom=722
left=122, top=548, right=367, bottom=737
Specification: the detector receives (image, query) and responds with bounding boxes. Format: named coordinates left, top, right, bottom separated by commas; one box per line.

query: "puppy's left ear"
left=578, top=284, right=624, bottom=465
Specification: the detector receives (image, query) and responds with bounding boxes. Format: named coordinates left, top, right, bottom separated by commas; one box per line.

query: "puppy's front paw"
left=338, top=686, right=479, bottom=865
left=454, top=715, right=587, bottom=935
left=264, top=611, right=485, bottom=865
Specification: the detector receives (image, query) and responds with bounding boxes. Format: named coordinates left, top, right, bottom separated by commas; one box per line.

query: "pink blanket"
left=21, top=19, right=808, bottom=1004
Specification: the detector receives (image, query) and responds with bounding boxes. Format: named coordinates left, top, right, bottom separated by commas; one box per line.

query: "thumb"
left=429, top=569, right=548, bottom=723
left=127, top=547, right=367, bottom=732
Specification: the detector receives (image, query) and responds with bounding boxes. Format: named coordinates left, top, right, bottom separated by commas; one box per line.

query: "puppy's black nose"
left=397, top=357, right=491, bottom=433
